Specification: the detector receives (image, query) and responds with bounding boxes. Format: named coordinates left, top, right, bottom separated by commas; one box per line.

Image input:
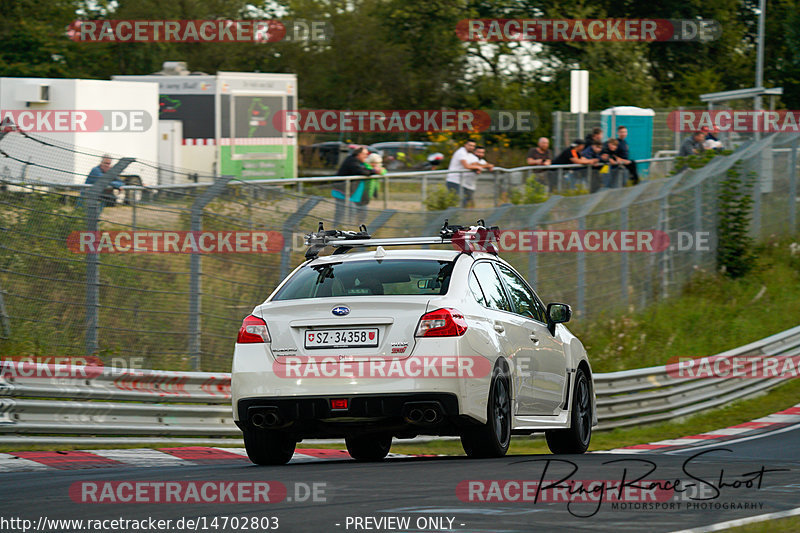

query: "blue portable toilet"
left=601, top=106, right=655, bottom=177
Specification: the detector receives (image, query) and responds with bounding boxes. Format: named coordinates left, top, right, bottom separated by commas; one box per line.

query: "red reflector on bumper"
left=331, top=399, right=348, bottom=410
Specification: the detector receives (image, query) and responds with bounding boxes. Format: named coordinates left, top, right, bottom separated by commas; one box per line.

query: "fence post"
left=577, top=216, right=586, bottom=316
left=620, top=206, right=629, bottom=307
left=553, top=111, right=562, bottom=155
left=751, top=155, right=762, bottom=240
left=85, top=158, right=133, bottom=356
left=617, top=184, right=649, bottom=310
left=493, top=170, right=499, bottom=206
left=280, top=197, right=323, bottom=281
left=0, top=286, right=10, bottom=338
left=131, top=188, right=137, bottom=230
left=189, top=175, right=232, bottom=371
left=694, top=181, right=703, bottom=267
left=383, top=173, right=389, bottom=210
left=345, top=179, right=351, bottom=224
left=659, top=196, right=671, bottom=300
left=526, top=196, right=561, bottom=288
left=790, top=137, right=798, bottom=234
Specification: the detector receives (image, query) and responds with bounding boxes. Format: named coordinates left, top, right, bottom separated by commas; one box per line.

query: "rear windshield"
left=272, top=259, right=454, bottom=301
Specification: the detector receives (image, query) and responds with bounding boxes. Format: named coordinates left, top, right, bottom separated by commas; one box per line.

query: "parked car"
left=368, top=141, right=433, bottom=170
left=301, top=142, right=380, bottom=168
left=231, top=222, right=596, bottom=464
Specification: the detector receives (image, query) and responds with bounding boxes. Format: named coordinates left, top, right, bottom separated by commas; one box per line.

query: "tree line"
left=1, top=0, right=798, bottom=146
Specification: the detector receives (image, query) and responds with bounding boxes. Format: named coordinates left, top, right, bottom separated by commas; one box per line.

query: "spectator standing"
left=83, top=155, right=124, bottom=209
left=552, top=139, right=597, bottom=165
left=332, top=146, right=379, bottom=225
left=552, top=139, right=597, bottom=190
left=446, top=140, right=483, bottom=207
left=679, top=132, right=706, bottom=157
left=584, top=126, right=603, bottom=147
left=526, top=137, right=555, bottom=190
left=526, top=137, right=552, bottom=166
left=580, top=141, right=606, bottom=192
left=473, top=146, right=494, bottom=172
left=615, top=126, right=639, bottom=185
left=601, top=138, right=624, bottom=188
left=364, top=152, right=387, bottom=205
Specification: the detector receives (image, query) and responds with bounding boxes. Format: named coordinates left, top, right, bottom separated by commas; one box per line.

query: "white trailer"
left=113, top=69, right=297, bottom=183
left=0, top=77, right=159, bottom=185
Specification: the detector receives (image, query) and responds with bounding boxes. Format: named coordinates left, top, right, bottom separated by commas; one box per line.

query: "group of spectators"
left=332, top=146, right=388, bottom=224
left=526, top=126, right=640, bottom=192
left=330, top=124, right=726, bottom=220
left=679, top=129, right=723, bottom=157
left=444, top=139, right=495, bottom=207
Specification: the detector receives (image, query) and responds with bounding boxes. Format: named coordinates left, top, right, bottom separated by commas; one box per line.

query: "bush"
left=424, top=185, right=459, bottom=211
left=509, top=175, right=548, bottom=205
left=717, top=162, right=756, bottom=278
left=559, top=186, right=590, bottom=197
left=671, top=148, right=733, bottom=175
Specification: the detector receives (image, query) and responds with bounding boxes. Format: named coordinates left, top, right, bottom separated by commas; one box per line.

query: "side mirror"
left=547, top=303, right=572, bottom=324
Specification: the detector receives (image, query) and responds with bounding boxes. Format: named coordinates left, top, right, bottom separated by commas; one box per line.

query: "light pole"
left=755, top=0, right=766, bottom=112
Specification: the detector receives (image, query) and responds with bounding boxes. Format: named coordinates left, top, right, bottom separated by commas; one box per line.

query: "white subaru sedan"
left=232, top=223, right=596, bottom=464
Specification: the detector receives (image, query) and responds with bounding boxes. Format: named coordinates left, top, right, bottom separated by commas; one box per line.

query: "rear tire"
left=345, top=434, right=392, bottom=461
left=242, top=428, right=296, bottom=465
left=546, top=368, right=592, bottom=454
left=461, top=366, right=512, bottom=458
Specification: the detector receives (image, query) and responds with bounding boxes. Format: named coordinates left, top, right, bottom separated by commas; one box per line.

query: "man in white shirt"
left=446, top=140, right=483, bottom=207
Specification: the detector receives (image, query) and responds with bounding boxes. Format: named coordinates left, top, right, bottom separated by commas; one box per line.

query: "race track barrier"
left=0, top=325, right=798, bottom=444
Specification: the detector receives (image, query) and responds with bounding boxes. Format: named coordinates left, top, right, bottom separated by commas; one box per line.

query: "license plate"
left=304, top=328, right=379, bottom=349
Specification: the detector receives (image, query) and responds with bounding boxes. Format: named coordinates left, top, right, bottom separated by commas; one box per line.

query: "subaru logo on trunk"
left=332, top=306, right=350, bottom=316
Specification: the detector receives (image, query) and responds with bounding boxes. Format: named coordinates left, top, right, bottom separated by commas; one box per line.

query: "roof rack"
left=303, top=220, right=501, bottom=259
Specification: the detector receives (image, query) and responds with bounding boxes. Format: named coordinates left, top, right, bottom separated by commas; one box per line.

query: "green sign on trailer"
left=114, top=71, right=297, bottom=181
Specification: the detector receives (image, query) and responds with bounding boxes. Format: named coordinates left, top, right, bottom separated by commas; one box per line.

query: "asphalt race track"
left=0, top=425, right=798, bottom=533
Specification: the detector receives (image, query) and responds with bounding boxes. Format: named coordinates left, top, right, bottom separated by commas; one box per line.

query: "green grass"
left=724, top=516, right=800, bottom=533
left=301, top=377, right=800, bottom=456
left=571, top=236, right=800, bottom=373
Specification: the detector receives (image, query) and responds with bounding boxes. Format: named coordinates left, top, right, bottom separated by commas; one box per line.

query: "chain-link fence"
left=551, top=107, right=763, bottom=157
left=1, top=130, right=797, bottom=372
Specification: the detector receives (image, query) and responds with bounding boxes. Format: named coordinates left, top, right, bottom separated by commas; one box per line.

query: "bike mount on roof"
left=303, top=220, right=501, bottom=259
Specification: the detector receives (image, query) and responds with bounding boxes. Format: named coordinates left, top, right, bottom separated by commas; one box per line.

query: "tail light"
left=416, top=308, right=468, bottom=337
left=237, top=315, right=270, bottom=343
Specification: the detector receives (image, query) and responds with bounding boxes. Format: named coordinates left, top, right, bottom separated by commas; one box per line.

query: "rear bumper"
left=231, top=341, right=494, bottom=426
left=235, top=392, right=475, bottom=439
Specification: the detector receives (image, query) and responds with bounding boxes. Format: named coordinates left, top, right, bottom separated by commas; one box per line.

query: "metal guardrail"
left=0, top=325, right=797, bottom=444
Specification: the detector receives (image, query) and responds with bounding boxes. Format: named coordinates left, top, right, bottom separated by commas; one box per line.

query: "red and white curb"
left=3, top=403, right=798, bottom=470
left=603, top=403, right=800, bottom=454
left=0, top=447, right=415, bottom=473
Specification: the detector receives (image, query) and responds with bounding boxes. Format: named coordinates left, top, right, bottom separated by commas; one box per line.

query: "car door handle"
left=529, top=334, right=540, bottom=344
left=493, top=323, right=505, bottom=333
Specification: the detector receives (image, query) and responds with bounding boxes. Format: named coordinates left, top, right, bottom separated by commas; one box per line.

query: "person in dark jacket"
left=332, top=146, right=379, bottom=225
left=616, top=126, right=639, bottom=185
